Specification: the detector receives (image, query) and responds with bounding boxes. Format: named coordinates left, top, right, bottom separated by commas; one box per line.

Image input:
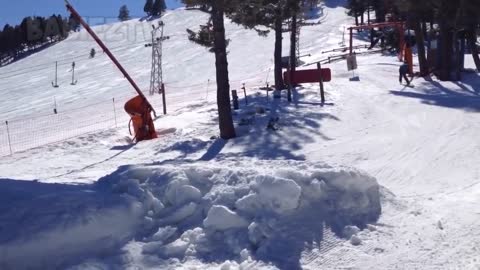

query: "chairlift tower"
left=146, top=21, right=169, bottom=96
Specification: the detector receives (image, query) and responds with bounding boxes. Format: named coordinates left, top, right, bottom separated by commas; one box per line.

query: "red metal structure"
left=348, top=22, right=413, bottom=74
left=348, top=22, right=404, bottom=57
left=65, top=0, right=158, bottom=141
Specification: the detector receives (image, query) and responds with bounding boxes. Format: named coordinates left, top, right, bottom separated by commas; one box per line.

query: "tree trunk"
left=367, top=4, right=370, bottom=24
left=453, top=31, right=461, bottom=81
left=466, top=26, right=480, bottom=71
left=290, top=13, right=297, bottom=74
left=211, top=0, right=235, bottom=139
left=354, top=12, right=359, bottom=26
left=274, top=9, right=285, bottom=91
left=421, top=20, right=427, bottom=43
left=439, top=24, right=453, bottom=81
left=375, top=1, right=385, bottom=23
left=413, top=16, right=428, bottom=76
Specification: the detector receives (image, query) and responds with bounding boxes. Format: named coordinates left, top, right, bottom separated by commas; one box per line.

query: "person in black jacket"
left=399, top=61, right=410, bottom=86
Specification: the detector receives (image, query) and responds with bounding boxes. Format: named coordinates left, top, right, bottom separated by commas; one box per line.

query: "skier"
left=399, top=61, right=410, bottom=86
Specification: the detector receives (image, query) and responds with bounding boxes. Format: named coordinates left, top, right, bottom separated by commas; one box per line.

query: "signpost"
left=346, top=53, right=359, bottom=81
left=283, top=67, right=332, bottom=103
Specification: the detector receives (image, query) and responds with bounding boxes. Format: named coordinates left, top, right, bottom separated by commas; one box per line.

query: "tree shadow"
left=199, top=139, right=227, bottom=161
left=454, top=72, right=480, bottom=95
left=208, top=90, right=341, bottom=161
left=390, top=80, right=480, bottom=112
left=155, top=138, right=211, bottom=159
left=50, top=143, right=135, bottom=179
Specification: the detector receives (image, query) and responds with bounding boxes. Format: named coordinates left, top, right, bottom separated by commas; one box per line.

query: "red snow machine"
left=65, top=0, right=158, bottom=142
left=125, top=96, right=158, bottom=141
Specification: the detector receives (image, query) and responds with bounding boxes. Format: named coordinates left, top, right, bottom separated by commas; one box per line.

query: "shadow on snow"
left=390, top=76, right=480, bottom=112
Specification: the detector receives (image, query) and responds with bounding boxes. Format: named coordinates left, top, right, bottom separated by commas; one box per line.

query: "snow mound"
left=0, top=160, right=381, bottom=269
left=94, top=160, right=381, bottom=268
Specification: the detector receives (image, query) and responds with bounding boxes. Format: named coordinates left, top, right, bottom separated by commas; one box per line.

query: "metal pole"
left=5, top=121, right=12, bottom=155
left=54, top=96, right=58, bottom=114
left=349, top=28, right=353, bottom=55
left=287, top=64, right=292, bottom=103
left=162, top=83, right=167, bottom=115
left=317, top=62, right=325, bottom=103
left=55, top=61, right=58, bottom=86
left=266, top=83, right=270, bottom=102
left=206, top=79, right=210, bottom=100
left=71, top=62, right=76, bottom=85
left=112, top=98, right=117, bottom=128
left=52, top=61, right=59, bottom=88
left=242, top=83, right=248, bottom=105
left=65, top=0, right=156, bottom=116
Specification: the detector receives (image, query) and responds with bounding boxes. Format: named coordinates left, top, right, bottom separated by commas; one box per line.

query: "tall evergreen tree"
left=181, top=0, right=236, bottom=139
left=144, top=0, right=154, bottom=16
left=0, top=30, right=4, bottom=58
left=152, top=0, right=167, bottom=16
left=2, top=25, right=14, bottom=54
left=211, top=0, right=236, bottom=139
left=118, top=5, right=130, bottom=21
left=68, top=13, right=81, bottom=32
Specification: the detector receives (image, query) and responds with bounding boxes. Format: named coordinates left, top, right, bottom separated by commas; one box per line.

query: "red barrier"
left=283, top=68, right=332, bottom=84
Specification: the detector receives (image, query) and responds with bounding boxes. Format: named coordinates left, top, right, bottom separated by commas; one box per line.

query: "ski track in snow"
left=1, top=0, right=480, bottom=269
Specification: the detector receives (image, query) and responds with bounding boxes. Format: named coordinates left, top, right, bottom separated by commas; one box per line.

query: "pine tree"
left=0, top=30, right=4, bottom=59
left=181, top=0, right=236, bottom=139
left=144, top=0, right=154, bottom=16
left=152, top=0, right=167, bottom=17
left=2, top=25, right=14, bottom=54
left=227, top=0, right=300, bottom=91
left=212, top=0, right=236, bottom=139
left=388, top=0, right=480, bottom=79
left=68, top=13, right=80, bottom=32
left=118, top=5, right=130, bottom=21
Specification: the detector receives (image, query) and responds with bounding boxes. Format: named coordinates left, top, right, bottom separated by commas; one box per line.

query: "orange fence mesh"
left=0, top=80, right=268, bottom=157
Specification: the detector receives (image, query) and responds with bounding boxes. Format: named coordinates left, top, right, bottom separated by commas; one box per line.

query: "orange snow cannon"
left=65, top=0, right=158, bottom=142
left=125, top=96, right=158, bottom=141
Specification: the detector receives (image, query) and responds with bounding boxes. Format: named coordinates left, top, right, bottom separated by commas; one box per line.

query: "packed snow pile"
left=95, top=160, right=381, bottom=268
left=0, top=160, right=380, bottom=269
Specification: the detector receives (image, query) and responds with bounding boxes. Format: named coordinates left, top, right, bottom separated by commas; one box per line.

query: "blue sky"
left=0, top=0, right=183, bottom=28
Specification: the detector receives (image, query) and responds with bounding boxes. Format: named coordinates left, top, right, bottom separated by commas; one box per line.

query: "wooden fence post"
left=242, top=83, right=248, bottom=105
left=232, top=90, right=239, bottom=110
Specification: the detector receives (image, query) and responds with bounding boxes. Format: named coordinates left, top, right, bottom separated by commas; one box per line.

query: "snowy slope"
left=0, top=9, right=276, bottom=120
left=1, top=0, right=480, bottom=269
